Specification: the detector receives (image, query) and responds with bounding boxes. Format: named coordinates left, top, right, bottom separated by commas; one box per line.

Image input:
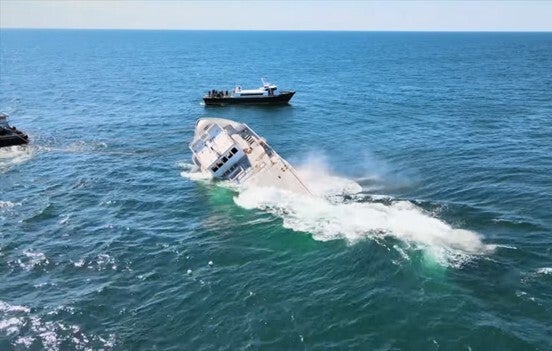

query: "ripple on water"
left=10, top=249, right=50, bottom=272
left=1, top=31, right=551, bottom=350
left=0, top=300, right=117, bottom=350
left=0, top=201, right=20, bottom=209
left=69, top=253, right=119, bottom=271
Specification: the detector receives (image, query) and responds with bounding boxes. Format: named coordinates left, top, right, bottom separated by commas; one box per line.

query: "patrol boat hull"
left=0, top=134, right=29, bottom=147
left=0, top=113, right=29, bottom=148
left=203, top=91, right=295, bottom=106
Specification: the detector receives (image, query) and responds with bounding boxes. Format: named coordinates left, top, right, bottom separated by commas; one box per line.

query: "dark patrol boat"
left=0, top=113, right=29, bottom=147
left=203, top=79, right=295, bottom=106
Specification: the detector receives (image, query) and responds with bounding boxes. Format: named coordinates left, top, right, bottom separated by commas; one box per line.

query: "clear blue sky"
left=1, top=0, right=551, bottom=31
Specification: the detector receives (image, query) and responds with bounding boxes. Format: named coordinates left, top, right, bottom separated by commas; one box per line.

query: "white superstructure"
left=232, top=78, right=278, bottom=97
left=189, top=118, right=311, bottom=195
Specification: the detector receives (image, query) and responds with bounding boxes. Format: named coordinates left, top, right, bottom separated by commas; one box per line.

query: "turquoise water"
left=1, top=30, right=551, bottom=350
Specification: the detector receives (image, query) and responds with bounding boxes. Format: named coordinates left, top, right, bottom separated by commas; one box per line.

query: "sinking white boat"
left=189, top=118, right=311, bottom=195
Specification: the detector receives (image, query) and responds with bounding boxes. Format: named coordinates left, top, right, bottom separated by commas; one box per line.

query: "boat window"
left=192, top=140, right=205, bottom=153
left=212, top=166, right=219, bottom=172
left=231, top=147, right=238, bottom=154
left=207, top=124, right=223, bottom=139
left=222, top=156, right=228, bottom=162
left=222, top=163, right=240, bottom=178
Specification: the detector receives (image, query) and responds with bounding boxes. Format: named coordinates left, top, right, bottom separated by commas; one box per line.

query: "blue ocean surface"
left=1, top=30, right=551, bottom=350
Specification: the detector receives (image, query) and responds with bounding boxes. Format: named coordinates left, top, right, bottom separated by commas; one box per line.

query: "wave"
left=183, top=156, right=492, bottom=267
left=0, top=201, right=20, bottom=209
left=178, top=161, right=213, bottom=182
left=0, top=137, right=116, bottom=174
left=295, top=155, right=363, bottom=196
left=536, top=267, right=552, bottom=275
left=69, top=253, right=124, bottom=271
left=55, top=140, right=109, bottom=153
left=0, top=300, right=116, bottom=350
left=0, top=145, right=34, bottom=173
left=234, top=188, right=490, bottom=267
left=15, top=250, right=50, bottom=271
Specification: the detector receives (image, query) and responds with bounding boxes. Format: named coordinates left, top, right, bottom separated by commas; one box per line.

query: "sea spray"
left=182, top=158, right=492, bottom=267
left=233, top=186, right=491, bottom=266
left=293, top=154, right=363, bottom=196
left=178, top=161, right=212, bottom=182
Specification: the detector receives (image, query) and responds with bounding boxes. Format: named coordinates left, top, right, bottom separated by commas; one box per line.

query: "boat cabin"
left=190, top=123, right=245, bottom=178
left=232, top=79, right=278, bottom=97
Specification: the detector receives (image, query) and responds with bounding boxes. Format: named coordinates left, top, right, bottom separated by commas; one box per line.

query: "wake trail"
left=180, top=157, right=493, bottom=267
left=0, top=146, right=34, bottom=173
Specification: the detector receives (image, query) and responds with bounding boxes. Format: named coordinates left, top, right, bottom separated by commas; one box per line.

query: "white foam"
left=0, top=301, right=30, bottom=340
left=1, top=299, right=116, bottom=350
left=184, top=153, right=491, bottom=267
left=295, top=155, right=362, bottom=196
left=92, top=253, right=117, bottom=271
left=33, top=282, right=57, bottom=288
left=72, top=259, right=85, bottom=268
left=0, top=145, right=33, bottom=173
left=0, top=145, right=30, bottom=159
left=0, top=317, right=24, bottom=335
left=393, top=244, right=411, bottom=262
left=178, top=161, right=212, bottom=181
left=17, top=250, right=49, bottom=271
left=15, top=336, right=35, bottom=347
left=236, top=187, right=486, bottom=248
left=233, top=159, right=491, bottom=267
left=0, top=301, right=31, bottom=313
left=58, top=214, right=70, bottom=225
left=488, top=244, right=517, bottom=250
left=58, top=140, right=108, bottom=153
left=536, top=267, right=552, bottom=275
left=0, top=201, right=20, bottom=209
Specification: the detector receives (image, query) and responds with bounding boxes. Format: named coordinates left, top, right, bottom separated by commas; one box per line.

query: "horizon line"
left=1, top=27, right=551, bottom=33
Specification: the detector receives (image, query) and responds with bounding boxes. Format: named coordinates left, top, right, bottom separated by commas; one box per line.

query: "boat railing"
left=206, top=90, right=230, bottom=98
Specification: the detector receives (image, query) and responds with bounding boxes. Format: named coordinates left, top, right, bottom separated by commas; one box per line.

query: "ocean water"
left=1, top=30, right=551, bottom=350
